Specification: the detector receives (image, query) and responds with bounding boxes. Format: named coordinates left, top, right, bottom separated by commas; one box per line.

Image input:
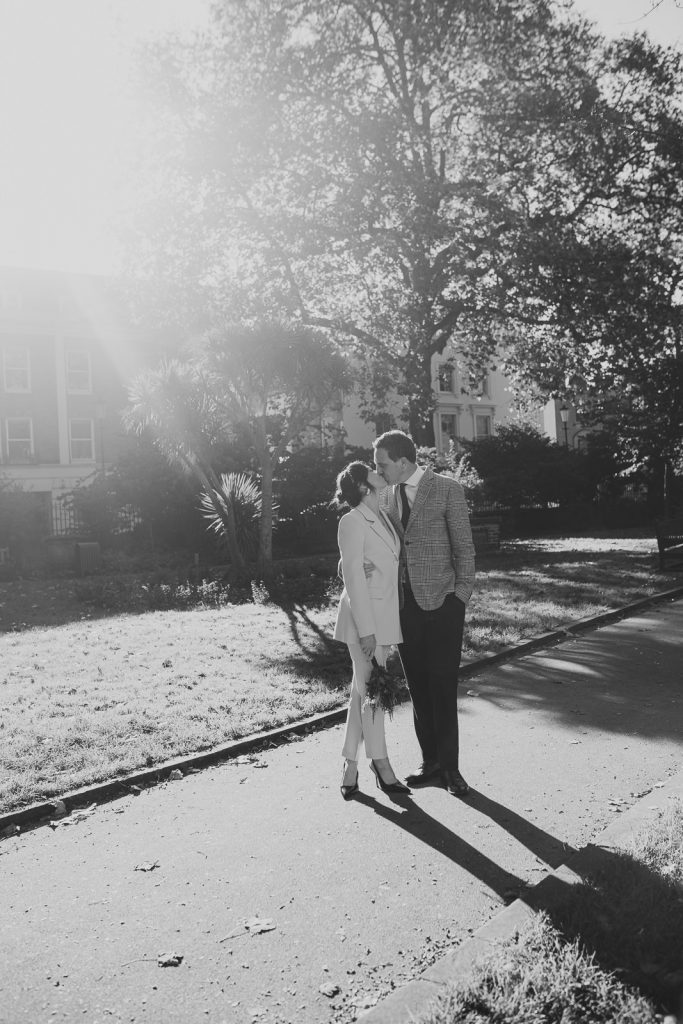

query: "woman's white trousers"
left=341, top=643, right=390, bottom=761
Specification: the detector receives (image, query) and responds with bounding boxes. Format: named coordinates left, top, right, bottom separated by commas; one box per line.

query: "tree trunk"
left=405, top=345, right=437, bottom=446
left=646, top=457, right=666, bottom=517
left=253, top=416, right=274, bottom=577
left=257, top=454, right=274, bottom=577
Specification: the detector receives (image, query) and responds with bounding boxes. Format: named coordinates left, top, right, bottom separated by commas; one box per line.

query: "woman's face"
left=366, top=470, right=387, bottom=491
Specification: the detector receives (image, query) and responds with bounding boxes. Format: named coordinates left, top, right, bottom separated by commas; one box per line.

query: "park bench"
left=654, top=516, right=683, bottom=570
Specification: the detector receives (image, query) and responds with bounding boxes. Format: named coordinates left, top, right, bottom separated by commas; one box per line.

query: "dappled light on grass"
left=0, top=604, right=349, bottom=814
left=0, top=536, right=678, bottom=813
left=463, top=549, right=662, bottom=658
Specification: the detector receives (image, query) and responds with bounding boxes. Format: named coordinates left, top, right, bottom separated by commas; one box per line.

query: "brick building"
left=0, top=267, right=141, bottom=563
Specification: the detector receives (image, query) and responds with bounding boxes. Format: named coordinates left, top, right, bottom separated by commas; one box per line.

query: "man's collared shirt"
left=396, top=465, right=425, bottom=511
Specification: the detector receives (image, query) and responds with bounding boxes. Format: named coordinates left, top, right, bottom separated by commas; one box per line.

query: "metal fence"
left=50, top=498, right=142, bottom=538
left=51, top=497, right=84, bottom=537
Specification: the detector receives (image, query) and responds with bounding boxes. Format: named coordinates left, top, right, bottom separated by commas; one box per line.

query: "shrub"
left=461, top=423, right=599, bottom=509
left=74, top=575, right=238, bottom=612
left=199, top=471, right=266, bottom=562
left=276, top=444, right=372, bottom=519
left=66, top=438, right=212, bottom=552
left=274, top=501, right=340, bottom=557
left=0, top=482, right=52, bottom=571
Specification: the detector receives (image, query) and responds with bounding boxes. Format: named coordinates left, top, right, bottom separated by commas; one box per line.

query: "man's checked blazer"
left=382, top=468, right=476, bottom=611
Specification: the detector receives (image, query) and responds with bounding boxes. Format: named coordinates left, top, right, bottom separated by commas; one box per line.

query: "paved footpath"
left=1, top=597, right=681, bottom=1024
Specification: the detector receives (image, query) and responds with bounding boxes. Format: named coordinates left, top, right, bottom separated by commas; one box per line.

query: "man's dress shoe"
left=442, top=770, right=470, bottom=796
left=405, top=761, right=441, bottom=786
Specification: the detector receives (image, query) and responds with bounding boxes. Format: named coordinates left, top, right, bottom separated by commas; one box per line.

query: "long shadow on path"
left=460, top=599, right=683, bottom=745
left=466, top=789, right=575, bottom=869
left=352, top=790, right=549, bottom=903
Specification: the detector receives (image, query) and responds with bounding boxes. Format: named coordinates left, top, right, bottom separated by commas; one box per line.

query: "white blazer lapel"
left=358, top=506, right=399, bottom=558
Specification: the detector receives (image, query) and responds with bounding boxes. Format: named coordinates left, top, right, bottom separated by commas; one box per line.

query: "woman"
left=332, top=461, right=411, bottom=799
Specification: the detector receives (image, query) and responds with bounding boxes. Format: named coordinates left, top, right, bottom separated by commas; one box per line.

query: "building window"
left=66, top=350, right=92, bottom=393
left=438, top=363, right=455, bottom=393
left=3, top=346, right=31, bottom=392
left=476, top=371, right=490, bottom=397
left=439, top=412, right=459, bottom=451
left=5, top=418, right=34, bottom=462
left=474, top=413, right=493, bottom=439
left=69, top=419, right=94, bottom=461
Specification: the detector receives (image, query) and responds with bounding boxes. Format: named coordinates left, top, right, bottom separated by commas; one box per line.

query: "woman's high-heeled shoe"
left=370, top=760, right=411, bottom=795
left=340, top=760, right=359, bottom=800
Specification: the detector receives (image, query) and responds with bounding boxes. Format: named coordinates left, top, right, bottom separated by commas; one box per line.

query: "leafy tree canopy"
left=124, top=0, right=683, bottom=491
left=125, top=322, right=349, bottom=570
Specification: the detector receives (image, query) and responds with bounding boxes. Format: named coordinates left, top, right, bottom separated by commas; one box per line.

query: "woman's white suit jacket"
left=334, top=505, right=402, bottom=646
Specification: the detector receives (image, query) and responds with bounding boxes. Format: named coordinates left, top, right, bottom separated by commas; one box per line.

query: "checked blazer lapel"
left=405, top=470, right=433, bottom=531
left=383, top=486, right=403, bottom=535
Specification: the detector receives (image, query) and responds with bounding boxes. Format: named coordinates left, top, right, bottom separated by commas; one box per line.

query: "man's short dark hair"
left=374, top=430, right=416, bottom=463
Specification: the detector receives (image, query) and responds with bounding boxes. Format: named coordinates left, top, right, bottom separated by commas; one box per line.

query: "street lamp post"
left=559, top=403, right=569, bottom=448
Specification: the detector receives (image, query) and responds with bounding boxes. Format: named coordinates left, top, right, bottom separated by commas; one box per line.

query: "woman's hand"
left=359, top=634, right=376, bottom=659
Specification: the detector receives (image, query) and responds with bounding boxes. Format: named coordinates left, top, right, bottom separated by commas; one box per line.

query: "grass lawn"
left=0, top=535, right=680, bottom=815
left=420, top=798, right=683, bottom=1024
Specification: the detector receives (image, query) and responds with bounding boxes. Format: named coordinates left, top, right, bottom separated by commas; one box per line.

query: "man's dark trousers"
left=398, top=589, right=465, bottom=771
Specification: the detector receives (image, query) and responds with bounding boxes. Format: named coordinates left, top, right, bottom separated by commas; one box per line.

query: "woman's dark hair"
left=331, top=461, right=371, bottom=509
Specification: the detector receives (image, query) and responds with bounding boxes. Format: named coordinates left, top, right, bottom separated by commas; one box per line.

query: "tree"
left=125, top=323, right=349, bottom=572
left=127, top=0, right=642, bottom=443
left=124, top=359, right=250, bottom=571
left=203, top=322, right=349, bottom=567
left=501, top=34, right=683, bottom=511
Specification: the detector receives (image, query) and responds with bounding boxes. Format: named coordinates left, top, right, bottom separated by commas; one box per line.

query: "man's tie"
left=399, top=483, right=410, bottom=529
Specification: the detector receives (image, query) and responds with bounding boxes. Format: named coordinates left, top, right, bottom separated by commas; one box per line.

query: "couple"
left=333, top=430, right=476, bottom=801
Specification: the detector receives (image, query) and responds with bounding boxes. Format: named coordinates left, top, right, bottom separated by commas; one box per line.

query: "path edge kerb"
left=2, top=585, right=682, bottom=835
left=357, top=768, right=683, bottom=1024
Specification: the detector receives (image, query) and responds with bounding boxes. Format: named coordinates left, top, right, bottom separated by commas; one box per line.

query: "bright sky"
left=0, top=0, right=680, bottom=276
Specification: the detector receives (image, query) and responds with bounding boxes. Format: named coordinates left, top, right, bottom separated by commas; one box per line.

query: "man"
left=374, top=430, right=476, bottom=796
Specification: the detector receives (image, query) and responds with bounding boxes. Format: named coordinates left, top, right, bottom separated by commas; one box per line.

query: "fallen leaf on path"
left=246, top=917, right=276, bottom=935
left=219, top=917, right=276, bottom=942
left=49, top=805, right=97, bottom=828
left=158, top=952, right=183, bottom=967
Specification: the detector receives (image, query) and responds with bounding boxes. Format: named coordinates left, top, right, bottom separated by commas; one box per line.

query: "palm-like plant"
left=124, top=360, right=247, bottom=573
left=199, top=472, right=272, bottom=563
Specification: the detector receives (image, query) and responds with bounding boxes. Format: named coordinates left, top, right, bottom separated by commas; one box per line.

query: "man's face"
left=374, top=446, right=406, bottom=485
